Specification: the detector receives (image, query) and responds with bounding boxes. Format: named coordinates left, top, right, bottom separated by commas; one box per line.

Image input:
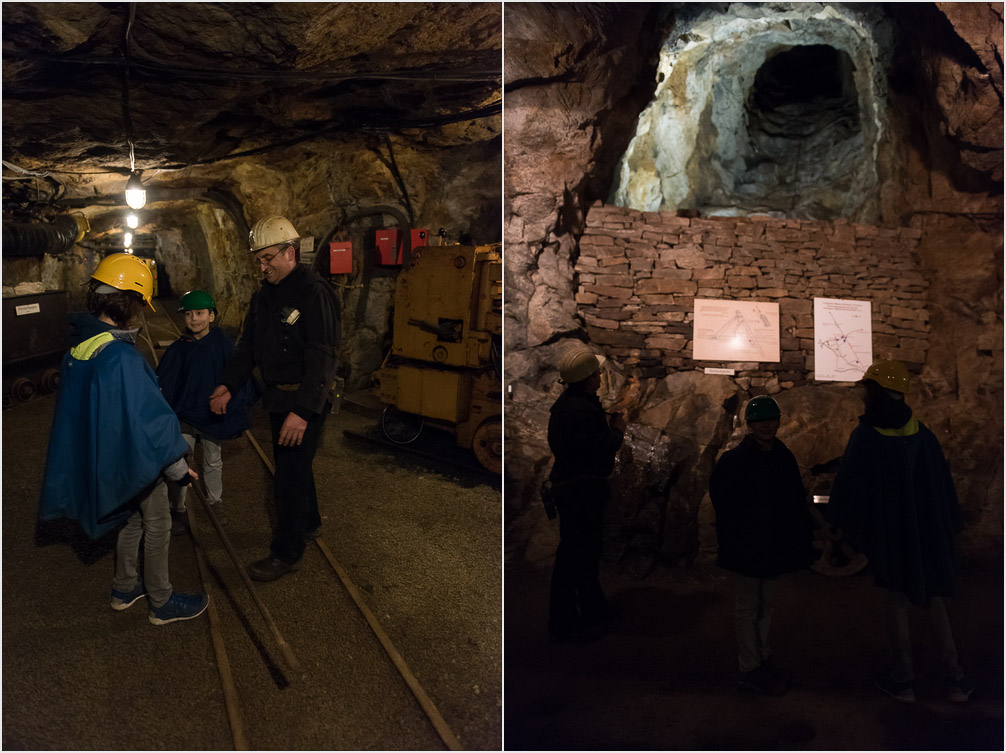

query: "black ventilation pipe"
left=2, top=215, right=80, bottom=257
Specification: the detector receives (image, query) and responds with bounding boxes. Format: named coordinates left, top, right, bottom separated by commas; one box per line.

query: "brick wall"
left=576, top=203, right=930, bottom=391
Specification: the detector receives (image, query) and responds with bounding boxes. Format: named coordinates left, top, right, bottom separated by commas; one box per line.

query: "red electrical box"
left=375, top=229, right=403, bottom=266
left=410, top=228, right=429, bottom=250
left=329, top=241, right=353, bottom=274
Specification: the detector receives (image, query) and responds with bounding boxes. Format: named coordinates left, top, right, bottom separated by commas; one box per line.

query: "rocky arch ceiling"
left=1, top=2, right=502, bottom=193
left=612, top=3, right=890, bottom=222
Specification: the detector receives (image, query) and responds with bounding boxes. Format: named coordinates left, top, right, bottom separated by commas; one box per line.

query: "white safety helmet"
left=559, top=348, right=606, bottom=385
left=248, top=215, right=299, bottom=253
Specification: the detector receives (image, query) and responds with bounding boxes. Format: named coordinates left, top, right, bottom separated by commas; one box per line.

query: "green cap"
left=745, top=396, right=781, bottom=423
left=178, top=290, right=217, bottom=313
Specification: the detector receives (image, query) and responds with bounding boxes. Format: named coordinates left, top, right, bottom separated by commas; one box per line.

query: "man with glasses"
left=210, top=216, right=341, bottom=582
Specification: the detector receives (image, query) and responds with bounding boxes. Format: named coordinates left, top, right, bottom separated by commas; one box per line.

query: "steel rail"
left=190, top=482, right=302, bottom=674
left=243, top=430, right=463, bottom=750
left=184, top=496, right=249, bottom=749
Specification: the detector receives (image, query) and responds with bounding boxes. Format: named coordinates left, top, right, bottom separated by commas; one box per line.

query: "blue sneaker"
left=148, top=592, right=209, bottom=626
left=110, top=577, right=146, bottom=611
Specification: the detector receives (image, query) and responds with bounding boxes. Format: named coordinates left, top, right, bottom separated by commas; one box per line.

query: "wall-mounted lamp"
left=125, top=172, right=146, bottom=209
left=126, top=213, right=139, bottom=229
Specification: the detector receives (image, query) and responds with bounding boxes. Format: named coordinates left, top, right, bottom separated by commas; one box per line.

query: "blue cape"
left=156, top=327, right=258, bottom=440
left=38, top=314, right=189, bottom=539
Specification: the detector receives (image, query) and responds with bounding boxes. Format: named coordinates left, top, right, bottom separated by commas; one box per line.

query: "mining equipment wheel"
left=471, top=417, right=502, bottom=475
left=11, top=377, right=36, bottom=403
left=40, top=368, right=61, bottom=393
left=380, top=405, right=425, bottom=445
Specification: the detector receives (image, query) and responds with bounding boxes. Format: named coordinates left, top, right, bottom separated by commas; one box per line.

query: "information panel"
left=693, top=299, right=780, bottom=362
left=814, top=297, right=872, bottom=381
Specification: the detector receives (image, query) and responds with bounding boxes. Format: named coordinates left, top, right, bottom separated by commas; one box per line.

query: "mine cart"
left=374, top=243, right=502, bottom=473
left=2, top=291, right=70, bottom=406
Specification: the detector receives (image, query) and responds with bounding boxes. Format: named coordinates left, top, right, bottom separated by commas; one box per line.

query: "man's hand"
left=209, top=385, right=231, bottom=415
left=278, top=412, right=308, bottom=447
left=177, top=469, right=200, bottom=487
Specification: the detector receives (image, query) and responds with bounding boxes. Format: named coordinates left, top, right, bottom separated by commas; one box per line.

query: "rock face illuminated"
left=612, top=4, right=890, bottom=221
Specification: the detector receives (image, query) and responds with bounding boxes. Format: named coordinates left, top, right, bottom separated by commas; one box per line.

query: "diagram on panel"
left=814, top=298, right=872, bottom=381
left=693, top=299, right=780, bottom=362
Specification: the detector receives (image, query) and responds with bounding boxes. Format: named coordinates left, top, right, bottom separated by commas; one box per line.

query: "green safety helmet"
left=178, top=290, right=217, bottom=313
left=744, top=396, right=781, bottom=423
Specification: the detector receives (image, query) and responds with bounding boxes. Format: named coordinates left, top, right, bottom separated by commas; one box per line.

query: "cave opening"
left=736, top=44, right=862, bottom=212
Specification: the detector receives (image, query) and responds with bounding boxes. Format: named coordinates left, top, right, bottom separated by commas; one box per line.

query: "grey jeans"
left=168, top=430, right=223, bottom=511
left=883, top=589, right=963, bottom=682
left=112, top=478, right=172, bottom=607
left=733, top=573, right=780, bottom=673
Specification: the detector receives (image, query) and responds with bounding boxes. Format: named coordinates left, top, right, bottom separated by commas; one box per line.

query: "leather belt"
left=272, top=383, right=301, bottom=392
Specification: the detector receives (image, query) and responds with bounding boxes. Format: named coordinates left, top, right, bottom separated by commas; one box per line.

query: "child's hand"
left=209, top=385, right=231, bottom=415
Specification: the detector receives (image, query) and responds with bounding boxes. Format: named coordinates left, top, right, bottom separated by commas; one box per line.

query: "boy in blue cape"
left=38, top=253, right=208, bottom=625
left=157, top=290, right=257, bottom=534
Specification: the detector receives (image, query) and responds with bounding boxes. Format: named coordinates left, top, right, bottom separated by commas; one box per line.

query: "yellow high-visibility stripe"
left=69, top=332, right=115, bottom=361
left=874, top=416, right=919, bottom=437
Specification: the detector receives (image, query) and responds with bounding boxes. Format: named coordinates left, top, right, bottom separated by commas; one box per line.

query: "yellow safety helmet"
left=248, top=215, right=299, bottom=253
left=559, top=348, right=606, bottom=384
left=91, top=253, right=155, bottom=310
left=862, top=359, right=910, bottom=393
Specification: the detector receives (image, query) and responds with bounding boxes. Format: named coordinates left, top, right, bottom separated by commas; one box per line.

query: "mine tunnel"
left=2, top=4, right=501, bottom=749
left=505, top=2, right=1002, bottom=750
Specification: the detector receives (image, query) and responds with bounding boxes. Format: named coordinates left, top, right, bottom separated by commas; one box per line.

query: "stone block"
left=586, top=326, right=647, bottom=348
left=637, top=278, right=698, bottom=295
left=630, top=259, right=654, bottom=272
left=638, top=294, right=677, bottom=306
left=694, top=265, right=728, bottom=280
left=595, top=274, right=635, bottom=288
left=726, top=276, right=756, bottom=289
left=645, top=334, right=688, bottom=350
left=575, top=291, right=598, bottom=305
left=757, top=288, right=789, bottom=298
left=584, top=314, right=620, bottom=330
left=582, top=284, right=633, bottom=300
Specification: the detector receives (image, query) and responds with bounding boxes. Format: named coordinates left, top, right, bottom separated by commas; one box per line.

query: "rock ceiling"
left=1, top=2, right=502, bottom=195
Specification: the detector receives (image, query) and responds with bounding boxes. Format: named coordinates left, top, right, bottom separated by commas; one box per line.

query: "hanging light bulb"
left=125, top=172, right=146, bottom=209
left=124, top=232, right=133, bottom=248
left=126, top=213, right=139, bottom=229
left=124, top=248, right=134, bottom=255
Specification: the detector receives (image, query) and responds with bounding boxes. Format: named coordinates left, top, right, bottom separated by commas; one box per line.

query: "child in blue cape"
left=38, top=253, right=208, bottom=625
left=157, top=290, right=257, bottom=534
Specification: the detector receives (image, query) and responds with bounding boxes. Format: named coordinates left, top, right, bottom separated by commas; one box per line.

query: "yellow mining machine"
left=374, top=243, right=502, bottom=473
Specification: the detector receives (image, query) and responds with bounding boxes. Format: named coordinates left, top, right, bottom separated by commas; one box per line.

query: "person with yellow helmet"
left=828, top=359, right=971, bottom=703
left=157, top=290, right=259, bottom=534
left=545, top=347, right=626, bottom=642
left=38, top=253, right=209, bottom=625
left=209, top=216, right=341, bottom=582
left=710, top=395, right=815, bottom=695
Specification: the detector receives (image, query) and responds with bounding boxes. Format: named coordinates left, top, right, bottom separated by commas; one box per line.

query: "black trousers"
left=548, top=482, right=608, bottom=635
left=268, top=410, right=327, bottom=564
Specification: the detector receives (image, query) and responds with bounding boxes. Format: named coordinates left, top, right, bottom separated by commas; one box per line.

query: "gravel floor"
left=3, top=389, right=501, bottom=750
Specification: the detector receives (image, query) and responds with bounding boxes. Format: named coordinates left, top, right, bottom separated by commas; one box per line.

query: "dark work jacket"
left=547, top=388, right=624, bottom=486
left=710, top=435, right=816, bottom=578
left=222, top=264, right=341, bottom=419
left=157, top=327, right=258, bottom=440
left=828, top=413, right=962, bottom=606
left=38, top=313, right=189, bottom=538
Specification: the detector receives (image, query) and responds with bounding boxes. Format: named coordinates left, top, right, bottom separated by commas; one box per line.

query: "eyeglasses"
left=256, top=247, right=288, bottom=267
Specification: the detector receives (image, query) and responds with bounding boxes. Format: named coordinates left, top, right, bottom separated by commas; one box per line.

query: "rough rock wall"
left=504, top=3, right=1003, bottom=571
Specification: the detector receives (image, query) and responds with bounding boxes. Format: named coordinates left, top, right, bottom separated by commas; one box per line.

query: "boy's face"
left=748, top=417, right=780, bottom=445
left=185, top=308, right=215, bottom=338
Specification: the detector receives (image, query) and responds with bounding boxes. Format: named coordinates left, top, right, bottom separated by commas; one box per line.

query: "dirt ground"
left=3, top=386, right=502, bottom=750
left=504, top=546, right=1003, bottom=751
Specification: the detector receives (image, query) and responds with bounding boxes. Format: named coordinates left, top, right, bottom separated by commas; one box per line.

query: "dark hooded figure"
left=546, top=348, right=625, bottom=642
left=828, top=359, right=971, bottom=704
